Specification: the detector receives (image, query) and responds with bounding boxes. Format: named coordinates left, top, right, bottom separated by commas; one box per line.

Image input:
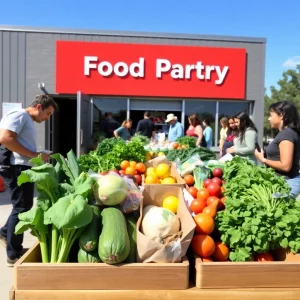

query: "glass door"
left=77, top=91, right=92, bottom=157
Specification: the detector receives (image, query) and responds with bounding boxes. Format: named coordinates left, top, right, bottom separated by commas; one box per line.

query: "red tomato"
left=212, top=168, right=223, bottom=178
left=197, top=188, right=210, bottom=201
left=134, top=174, right=142, bottom=185
left=189, top=198, right=207, bottom=214
left=135, top=163, right=146, bottom=174
left=119, top=170, right=126, bottom=175
left=109, top=169, right=119, bottom=174
left=206, top=196, right=220, bottom=206
left=100, top=172, right=107, bottom=175
left=212, top=177, right=222, bottom=186
left=204, top=179, right=212, bottom=188
left=207, top=183, right=221, bottom=197
left=187, top=186, right=198, bottom=199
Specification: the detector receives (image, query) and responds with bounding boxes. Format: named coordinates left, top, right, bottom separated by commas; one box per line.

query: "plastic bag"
left=88, top=170, right=143, bottom=213
left=177, top=154, right=204, bottom=177
left=119, top=177, right=144, bottom=214
left=193, top=166, right=211, bottom=190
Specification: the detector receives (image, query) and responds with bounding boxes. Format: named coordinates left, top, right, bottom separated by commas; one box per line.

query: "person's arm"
left=195, top=125, right=203, bottom=146
left=255, top=140, right=294, bottom=172
left=114, top=127, right=122, bottom=139
left=0, top=129, right=49, bottom=161
left=234, top=130, right=256, bottom=155
left=219, top=133, right=226, bottom=155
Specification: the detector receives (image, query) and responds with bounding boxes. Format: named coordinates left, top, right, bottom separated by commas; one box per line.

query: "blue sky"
left=1, top=0, right=299, bottom=93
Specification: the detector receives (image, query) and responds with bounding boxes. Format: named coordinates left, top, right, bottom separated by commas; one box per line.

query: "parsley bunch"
left=216, top=156, right=300, bottom=261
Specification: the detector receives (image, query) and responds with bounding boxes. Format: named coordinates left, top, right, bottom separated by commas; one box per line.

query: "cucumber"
left=125, top=215, right=137, bottom=263
left=98, top=207, right=130, bottom=264
left=79, top=205, right=101, bottom=252
left=78, top=248, right=101, bottom=263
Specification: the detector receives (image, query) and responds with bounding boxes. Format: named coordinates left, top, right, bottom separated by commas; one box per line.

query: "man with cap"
left=165, top=113, right=184, bottom=142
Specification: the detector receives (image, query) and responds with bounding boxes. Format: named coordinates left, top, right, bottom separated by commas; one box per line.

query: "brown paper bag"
left=144, top=156, right=186, bottom=188
left=137, top=185, right=196, bottom=263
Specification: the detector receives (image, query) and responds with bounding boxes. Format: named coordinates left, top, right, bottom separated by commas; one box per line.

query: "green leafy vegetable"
left=176, top=136, right=196, bottom=148
left=216, top=157, right=300, bottom=261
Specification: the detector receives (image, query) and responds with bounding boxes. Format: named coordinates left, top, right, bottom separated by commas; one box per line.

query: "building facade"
left=0, top=25, right=266, bottom=157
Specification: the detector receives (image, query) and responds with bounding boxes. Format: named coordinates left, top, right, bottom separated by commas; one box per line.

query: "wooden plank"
left=195, top=256, right=300, bottom=289
left=15, top=243, right=189, bottom=290
left=14, top=287, right=300, bottom=300
left=9, top=287, right=15, bottom=300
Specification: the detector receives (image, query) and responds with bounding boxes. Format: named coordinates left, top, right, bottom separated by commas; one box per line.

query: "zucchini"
left=78, top=248, right=101, bottom=263
left=79, top=205, right=101, bottom=252
left=98, top=207, right=130, bottom=264
left=125, top=215, right=137, bottom=263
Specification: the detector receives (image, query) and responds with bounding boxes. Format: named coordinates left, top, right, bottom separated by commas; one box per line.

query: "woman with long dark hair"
left=255, top=101, right=300, bottom=197
left=221, top=116, right=237, bottom=157
left=226, top=111, right=258, bottom=161
left=186, top=114, right=206, bottom=147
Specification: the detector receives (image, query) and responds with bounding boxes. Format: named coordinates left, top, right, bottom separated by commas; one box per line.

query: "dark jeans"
left=0, top=165, right=34, bottom=259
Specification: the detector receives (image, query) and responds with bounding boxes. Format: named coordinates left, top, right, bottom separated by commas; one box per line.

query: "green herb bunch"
left=216, top=156, right=300, bottom=261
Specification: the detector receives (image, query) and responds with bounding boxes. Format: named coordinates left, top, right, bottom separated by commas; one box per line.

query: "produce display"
left=186, top=156, right=300, bottom=263
left=78, top=137, right=147, bottom=173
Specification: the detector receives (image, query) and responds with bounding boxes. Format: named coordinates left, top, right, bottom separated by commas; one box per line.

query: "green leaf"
left=30, top=154, right=44, bottom=166
left=162, top=208, right=174, bottom=223
left=251, top=225, right=258, bottom=234
left=67, top=149, right=81, bottom=179
left=36, top=191, right=51, bottom=211
left=280, top=238, right=289, bottom=248
left=44, top=194, right=93, bottom=229
left=277, top=222, right=287, bottom=228
left=230, top=230, right=241, bottom=245
left=51, top=153, right=75, bottom=185
left=284, top=230, right=292, bottom=237
left=59, top=183, right=75, bottom=195
left=275, top=208, right=283, bottom=218
left=15, top=207, right=48, bottom=235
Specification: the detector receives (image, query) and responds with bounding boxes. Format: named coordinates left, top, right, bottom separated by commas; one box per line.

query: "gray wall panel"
left=10, top=32, right=18, bottom=102
left=17, top=32, right=26, bottom=104
left=2, top=32, right=10, bottom=103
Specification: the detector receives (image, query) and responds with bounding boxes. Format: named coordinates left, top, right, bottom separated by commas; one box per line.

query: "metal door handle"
left=80, top=129, right=83, bottom=145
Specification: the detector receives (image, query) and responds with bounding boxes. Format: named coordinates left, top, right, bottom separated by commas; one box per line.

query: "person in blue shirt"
left=114, top=119, right=132, bottom=141
left=203, top=119, right=213, bottom=148
left=165, top=113, right=184, bottom=142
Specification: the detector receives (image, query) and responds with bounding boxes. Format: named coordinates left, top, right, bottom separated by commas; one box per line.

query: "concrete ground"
left=0, top=189, right=37, bottom=300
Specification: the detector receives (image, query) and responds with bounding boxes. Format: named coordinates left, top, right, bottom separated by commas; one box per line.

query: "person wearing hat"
left=165, top=113, right=184, bottom=142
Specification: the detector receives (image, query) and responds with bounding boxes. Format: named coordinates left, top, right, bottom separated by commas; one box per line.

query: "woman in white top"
left=219, top=117, right=228, bottom=157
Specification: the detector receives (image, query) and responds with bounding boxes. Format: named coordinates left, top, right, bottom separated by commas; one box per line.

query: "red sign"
left=56, top=41, right=246, bottom=99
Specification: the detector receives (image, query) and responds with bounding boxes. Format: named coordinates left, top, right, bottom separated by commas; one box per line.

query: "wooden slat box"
left=14, top=242, right=189, bottom=290
left=194, top=250, right=300, bottom=289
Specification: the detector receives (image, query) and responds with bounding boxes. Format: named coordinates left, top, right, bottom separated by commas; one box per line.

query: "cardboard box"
left=144, top=156, right=186, bottom=188
left=137, top=185, right=195, bottom=263
left=194, top=251, right=300, bottom=289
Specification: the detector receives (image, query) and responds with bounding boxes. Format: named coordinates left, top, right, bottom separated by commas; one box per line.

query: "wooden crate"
left=194, top=251, right=300, bottom=289
left=14, top=242, right=189, bottom=290
left=11, top=286, right=300, bottom=300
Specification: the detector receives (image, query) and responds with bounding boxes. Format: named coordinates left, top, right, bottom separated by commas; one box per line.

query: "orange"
left=125, top=166, right=136, bottom=175
left=136, top=162, right=146, bottom=174
left=194, top=213, right=214, bottom=235
left=192, top=234, right=215, bottom=258
left=129, top=161, right=137, bottom=168
left=120, top=160, right=130, bottom=170
left=213, top=241, right=230, bottom=261
left=146, top=167, right=156, bottom=177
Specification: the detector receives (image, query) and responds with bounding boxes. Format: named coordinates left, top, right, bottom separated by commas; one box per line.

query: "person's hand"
left=255, top=149, right=265, bottom=162
left=40, top=152, right=51, bottom=163
left=226, top=147, right=235, bottom=154
left=219, top=151, right=222, bottom=157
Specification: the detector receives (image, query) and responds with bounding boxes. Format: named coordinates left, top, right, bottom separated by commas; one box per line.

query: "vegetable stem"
left=50, top=225, right=59, bottom=263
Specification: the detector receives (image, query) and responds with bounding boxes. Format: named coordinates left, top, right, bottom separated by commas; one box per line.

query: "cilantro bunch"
left=216, top=156, right=300, bottom=261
